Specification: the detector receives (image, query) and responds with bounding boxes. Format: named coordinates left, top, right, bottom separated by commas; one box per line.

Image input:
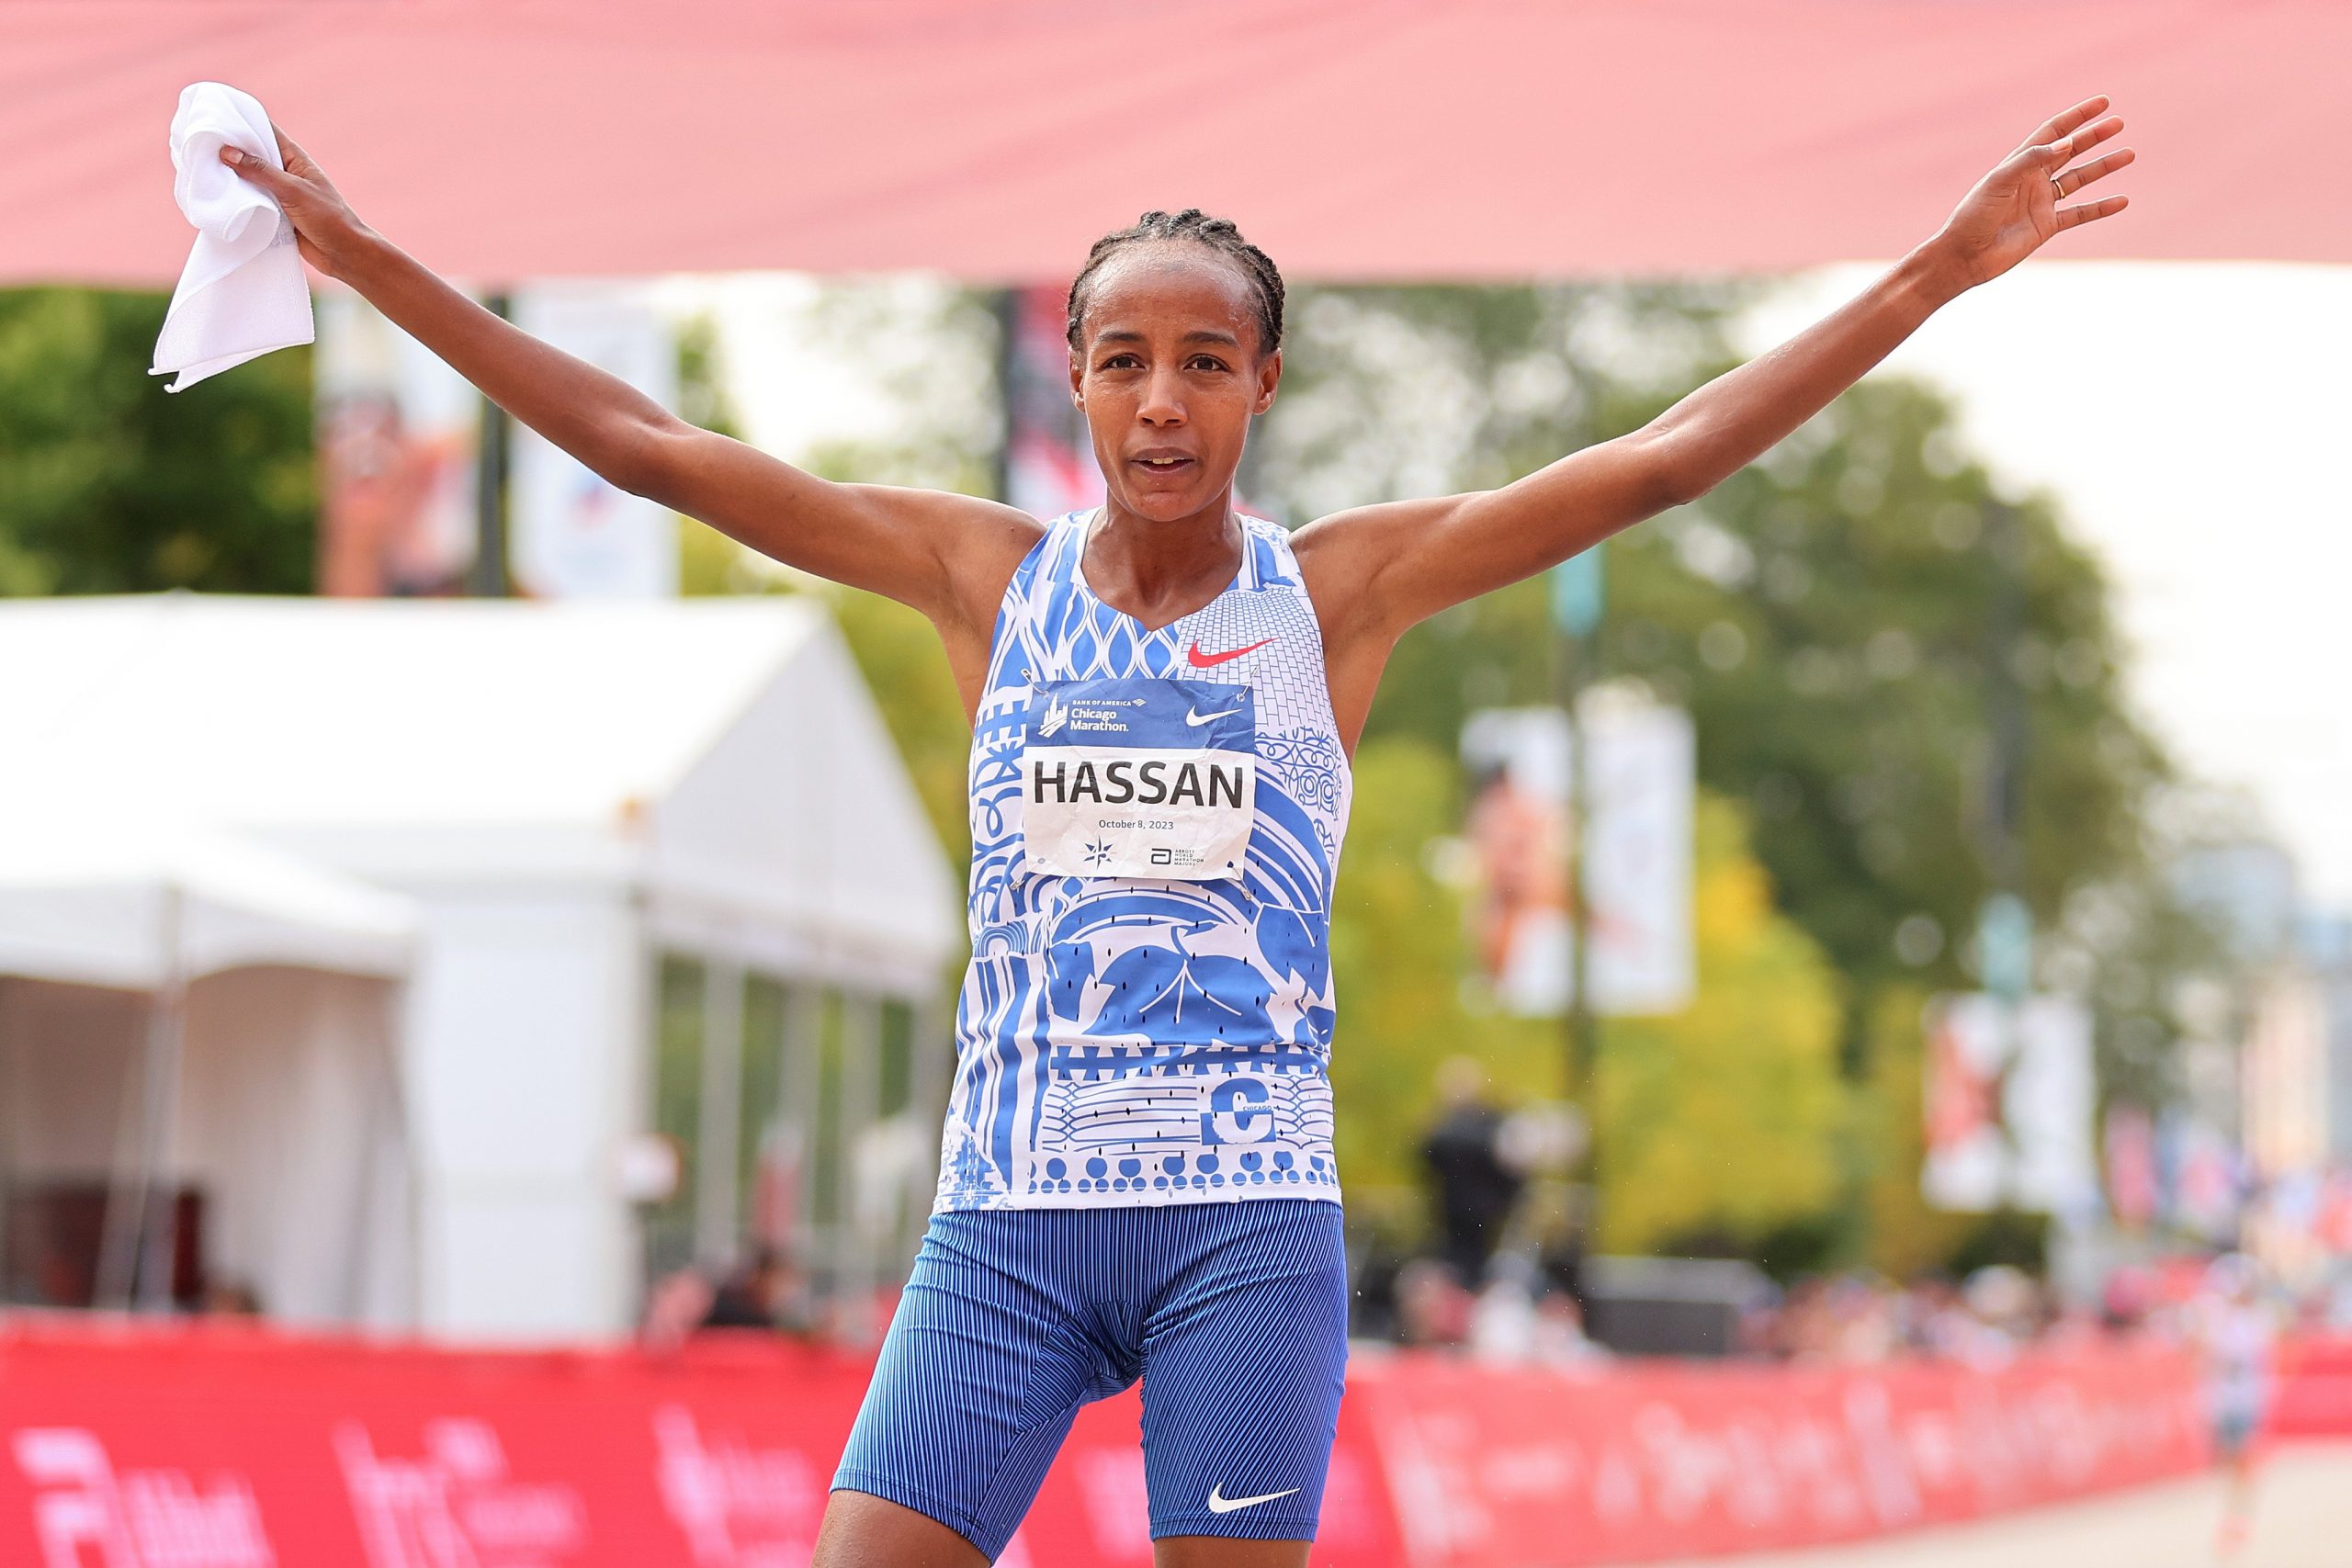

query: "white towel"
left=151, top=83, right=315, bottom=392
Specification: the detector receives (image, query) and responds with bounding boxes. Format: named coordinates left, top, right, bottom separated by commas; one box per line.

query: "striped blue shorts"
left=832, top=1199, right=1348, bottom=1560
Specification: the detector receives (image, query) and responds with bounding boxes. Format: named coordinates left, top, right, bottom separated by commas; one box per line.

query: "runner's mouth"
left=1131, top=454, right=1196, bottom=473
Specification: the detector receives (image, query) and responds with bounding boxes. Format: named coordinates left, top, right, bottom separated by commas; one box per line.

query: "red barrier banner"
left=1347, top=1343, right=2208, bottom=1566
left=2272, top=1334, right=2352, bottom=1438
left=0, top=1320, right=1406, bottom=1568
left=0, top=1322, right=2210, bottom=1567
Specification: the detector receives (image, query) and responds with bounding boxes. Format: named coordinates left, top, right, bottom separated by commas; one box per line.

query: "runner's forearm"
left=337, top=231, right=677, bottom=495
left=1645, top=244, right=1972, bottom=504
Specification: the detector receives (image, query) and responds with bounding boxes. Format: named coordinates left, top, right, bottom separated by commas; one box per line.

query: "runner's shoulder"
left=870, top=487, right=1046, bottom=626
left=855, top=484, right=1043, bottom=547
left=1288, top=495, right=1476, bottom=627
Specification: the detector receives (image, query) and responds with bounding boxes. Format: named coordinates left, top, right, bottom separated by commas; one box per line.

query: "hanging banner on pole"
left=1003, top=283, right=1105, bottom=522
left=1922, top=993, right=2098, bottom=1214
left=1459, top=698, right=1693, bottom=1017
left=509, top=284, right=680, bottom=599
left=313, top=290, right=481, bottom=597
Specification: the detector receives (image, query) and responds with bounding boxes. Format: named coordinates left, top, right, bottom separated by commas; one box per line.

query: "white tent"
left=0, top=593, right=961, bottom=1339
left=0, top=805, right=417, bottom=1325
left=0, top=807, right=413, bottom=990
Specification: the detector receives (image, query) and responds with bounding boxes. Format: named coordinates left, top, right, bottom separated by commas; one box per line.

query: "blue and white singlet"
left=933, top=508, right=1353, bottom=1211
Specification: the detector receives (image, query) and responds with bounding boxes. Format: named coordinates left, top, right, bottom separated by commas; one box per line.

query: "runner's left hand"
left=1928, top=96, right=2132, bottom=289
left=219, top=123, right=372, bottom=281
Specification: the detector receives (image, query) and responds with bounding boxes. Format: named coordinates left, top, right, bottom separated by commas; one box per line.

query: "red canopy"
left=2, top=0, right=2338, bottom=287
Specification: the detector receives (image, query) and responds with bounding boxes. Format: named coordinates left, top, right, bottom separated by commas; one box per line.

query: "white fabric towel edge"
left=152, top=83, right=316, bottom=392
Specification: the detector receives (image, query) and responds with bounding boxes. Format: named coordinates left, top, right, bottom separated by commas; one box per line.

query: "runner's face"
left=1071, top=247, right=1281, bottom=523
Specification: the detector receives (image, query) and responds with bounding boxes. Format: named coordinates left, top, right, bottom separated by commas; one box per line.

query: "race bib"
left=1023, top=677, right=1257, bottom=880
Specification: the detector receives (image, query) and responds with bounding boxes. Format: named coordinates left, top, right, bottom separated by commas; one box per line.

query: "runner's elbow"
left=1636, top=431, right=1711, bottom=513
left=602, top=414, right=695, bottom=502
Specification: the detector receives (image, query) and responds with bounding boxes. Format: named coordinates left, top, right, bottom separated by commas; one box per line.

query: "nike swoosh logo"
left=1207, top=1485, right=1300, bottom=1515
left=1185, top=705, right=1245, bottom=727
left=1187, top=637, right=1273, bottom=669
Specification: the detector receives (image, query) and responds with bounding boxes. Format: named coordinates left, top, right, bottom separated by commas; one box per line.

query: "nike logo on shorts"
left=1187, top=637, right=1273, bottom=668
left=1206, top=1484, right=1300, bottom=1514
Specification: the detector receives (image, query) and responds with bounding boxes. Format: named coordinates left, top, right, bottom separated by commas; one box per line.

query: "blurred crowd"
left=1338, top=1059, right=2352, bottom=1377
left=1741, top=1267, right=2064, bottom=1364
left=1350, top=1228, right=2340, bottom=1374
left=620, top=1059, right=2352, bottom=1374
left=640, top=1246, right=819, bottom=1350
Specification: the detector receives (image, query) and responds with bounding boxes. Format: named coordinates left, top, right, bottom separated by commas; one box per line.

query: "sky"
left=671, top=261, right=2352, bottom=911
left=1738, top=262, right=2352, bottom=911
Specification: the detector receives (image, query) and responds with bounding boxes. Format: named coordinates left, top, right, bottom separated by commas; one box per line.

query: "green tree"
left=1324, top=738, right=1849, bottom=1258
left=1324, top=737, right=1547, bottom=1201
left=670, top=289, right=987, bottom=863
left=679, top=276, right=2209, bottom=1276
left=0, top=288, right=314, bottom=595
left=1597, top=796, right=1846, bottom=1254
left=1259, top=284, right=2168, bottom=1043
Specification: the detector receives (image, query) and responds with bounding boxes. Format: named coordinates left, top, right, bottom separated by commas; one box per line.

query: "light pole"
left=1551, top=547, right=1604, bottom=1105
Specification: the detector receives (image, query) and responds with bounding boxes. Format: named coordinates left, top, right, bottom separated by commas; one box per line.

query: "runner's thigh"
left=832, top=1214, right=1109, bottom=1562
left=1136, top=1203, right=1348, bottom=1548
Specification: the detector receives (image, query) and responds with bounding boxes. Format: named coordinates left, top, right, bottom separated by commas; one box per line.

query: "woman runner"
left=230, top=95, right=2130, bottom=1566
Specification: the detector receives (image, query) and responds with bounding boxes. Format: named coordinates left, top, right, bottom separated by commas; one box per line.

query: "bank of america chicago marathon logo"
left=1035, top=691, right=1148, bottom=740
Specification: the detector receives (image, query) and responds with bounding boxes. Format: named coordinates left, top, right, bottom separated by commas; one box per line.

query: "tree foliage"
left=1597, top=796, right=1847, bottom=1253
left=0, top=288, right=315, bottom=595
left=1258, top=283, right=2170, bottom=1055
left=694, top=274, right=2204, bottom=1273
left=673, top=286, right=990, bottom=864
left=1326, top=747, right=1850, bottom=1255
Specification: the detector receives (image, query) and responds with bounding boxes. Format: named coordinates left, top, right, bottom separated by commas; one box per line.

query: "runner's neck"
left=1080, top=504, right=1246, bottom=631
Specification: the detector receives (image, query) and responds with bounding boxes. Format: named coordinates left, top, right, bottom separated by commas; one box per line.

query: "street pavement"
left=1650, top=1441, right=2352, bottom=1568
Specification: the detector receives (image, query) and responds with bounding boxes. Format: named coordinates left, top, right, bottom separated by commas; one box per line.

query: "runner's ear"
left=1251, top=348, right=1282, bottom=415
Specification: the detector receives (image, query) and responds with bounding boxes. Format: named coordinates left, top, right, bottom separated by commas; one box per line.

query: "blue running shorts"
left=832, top=1199, right=1348, bottom=1560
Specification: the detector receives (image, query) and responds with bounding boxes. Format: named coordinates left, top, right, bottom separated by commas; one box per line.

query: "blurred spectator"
left=1468, top=1258, right=1542, bottom=1363
left=639, top=1267, right=716, bottom=1352
left=1348, top=1235, right=1412, bottom=1341
left=1535, top=1201, right=1589, bottom=1313
left=639, top=1246, right=811, bottom=1351
left=2191, top=1252, right=2277, bottom=1555
left=1421, top=1057, right=1523, bottom=1287
left=1464, top=1251, right=1608, bottom=1368
left=2325, top=1272, right=2352, bottom=1332
left=198, top=1278, right=265, bottom=1317
left=1533, top=1289, right=1607, bottom=1365
left=1395, top=1258, right=1475, bottom=1348
left=703, top=1247, right=807, bottom=1331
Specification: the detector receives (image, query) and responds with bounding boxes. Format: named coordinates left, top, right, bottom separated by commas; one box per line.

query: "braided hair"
left=1064, top=209, right=1286, bottom=358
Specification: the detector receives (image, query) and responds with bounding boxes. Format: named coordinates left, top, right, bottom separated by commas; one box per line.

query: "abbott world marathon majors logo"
left=334, top=1421, right=586, bottom=1568
left=14, top=1428, right=275, bottom=1568
left=1024, top=678, right=1257, bottom=881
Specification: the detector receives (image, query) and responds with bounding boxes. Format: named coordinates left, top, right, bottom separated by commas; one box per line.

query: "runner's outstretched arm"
left=1295, top=96, right=2132, bottom=653
left=221, top=129, right=1039, bottom=649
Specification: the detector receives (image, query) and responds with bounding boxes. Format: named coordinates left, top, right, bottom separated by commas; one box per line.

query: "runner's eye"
left=1187, top=355, right=1229, bottom=373
left=1100, top=353, right=1143, bottom=371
